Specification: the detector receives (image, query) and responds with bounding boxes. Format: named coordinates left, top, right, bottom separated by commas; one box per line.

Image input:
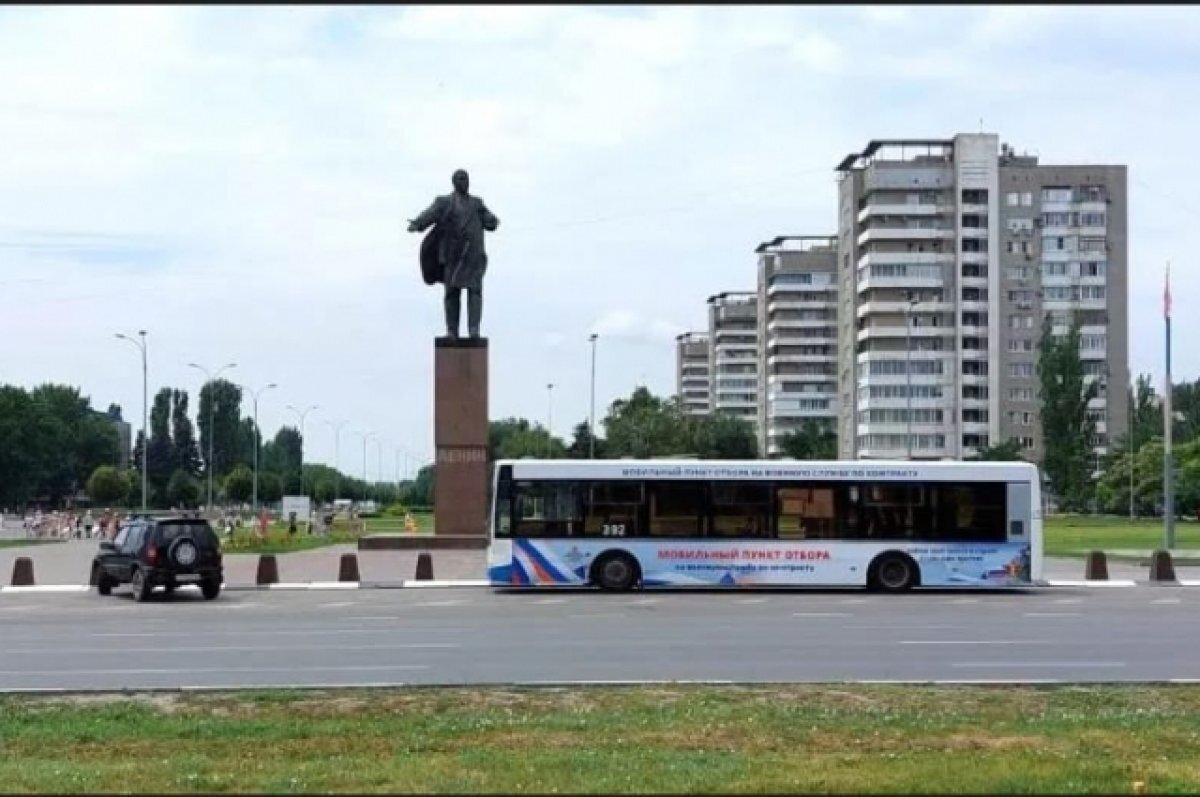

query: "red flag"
left=1165, top=265, right=1172, bottom=319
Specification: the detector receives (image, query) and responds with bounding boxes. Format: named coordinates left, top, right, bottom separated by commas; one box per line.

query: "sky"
left=2, top=5, right=1198, bottom=479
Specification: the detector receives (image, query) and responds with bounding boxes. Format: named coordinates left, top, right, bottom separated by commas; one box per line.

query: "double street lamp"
left=588, top=333, right=599, bottom=458
left=187, top=361, right=237, bottom=510
left=286, top=404, right=319, bottom=496
left=245, top=382, right=278, bottom=512
left=324, top=419, right=348, bottom=500
left=114, top=331, right=148, bottom=511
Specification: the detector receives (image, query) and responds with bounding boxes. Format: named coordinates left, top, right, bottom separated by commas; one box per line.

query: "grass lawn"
left=1044, top=514, right=1200, bottom=557
left=1, top=685, right=1199, bottom=793
left=0, top=539, right=62, bottom=550
left=218, top=512, right=433, bottom=555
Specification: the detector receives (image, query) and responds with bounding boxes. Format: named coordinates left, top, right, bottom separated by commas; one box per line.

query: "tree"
left=166, top=469, right=201, bottom=508
left=258, top=472, right=284, bottom=505
left=686, top=412, right=758, bottom=459
left=405, top=464, right=434, bottom=507
left=147, top=388, right=175, bottom=504
left=1037, top=313, right=1098, bottom=511
left=27, top=385, right=119, bottom=505
left=264, top=427, right=303, bottom=492
left=87, top=466, right=129, bottom=505
left=1172, top=378, right=1200, bottom=447
left=777, top=420, right=837, bottom=460
left=196, top=379, right=243, bottom=482
left=236, top=417, right=258, bottom=472
left=171, top=390, right=202, bottom=477
left=566, top=421, right=605, bottom=459
left=313, top=478, right=337, bottom=504
left=603, top=387, right=689, bottom=458
left=0, top=386, right=38, bottom=507
left=969, top=438, right=1026, bottom=462
left=223, top=465, right=254, bottom=504
left=489, top=418, right=566, bottom=460
left=105, top=404, right=123, bottom=422
left=1128, top=374, right=1161, bottom=449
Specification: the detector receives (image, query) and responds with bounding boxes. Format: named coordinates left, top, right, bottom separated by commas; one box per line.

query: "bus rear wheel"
left=592, top=553, right=640, bottom=592
left=869, top=553, right=918, bottom=593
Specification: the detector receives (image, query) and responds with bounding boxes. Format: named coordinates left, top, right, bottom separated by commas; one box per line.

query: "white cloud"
left=1, top=6, right=1198, bottom=470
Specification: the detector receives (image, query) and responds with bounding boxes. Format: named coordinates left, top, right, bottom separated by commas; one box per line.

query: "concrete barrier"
left=1149, top=550, right=1176, bottom=582
left=338, top=553, right=361, bottom=582
left=1084, top=551, right=1109, bottom=581
left=10, top=557, right=34, bottom=587
left=415, top=552, right=434, bottom=581
left=255, top=554, right=279, bottom=585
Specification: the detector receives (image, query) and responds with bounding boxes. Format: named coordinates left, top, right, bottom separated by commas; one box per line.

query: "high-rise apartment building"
left=755, top=235, right=838, bottom=457
left=674, top=331, right=711, bottom=416
left=835, top=133, right=1127, bottom=463
left=707, top=291, right=759, bottom=435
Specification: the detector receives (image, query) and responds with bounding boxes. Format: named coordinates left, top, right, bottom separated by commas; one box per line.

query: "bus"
left=486, top=459, right=1042, bottom=592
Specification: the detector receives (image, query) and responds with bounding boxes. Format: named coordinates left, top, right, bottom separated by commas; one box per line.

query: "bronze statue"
left=408, top=169, right=499, bottom=339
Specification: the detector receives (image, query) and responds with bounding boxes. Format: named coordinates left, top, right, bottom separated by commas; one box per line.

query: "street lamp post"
left=114, top=331, right=148, bottom=511
left=286, top=404, right=319, bottom=497
left=246, top=382, right=277, bottom=513
left=188, top=361, right=237, bottom=511
left=588, top=333, right=598, bottom=458
left=324, top=419, right=348, bottom=500
left=903, top=292, right=919, bottom=461
left=546, top=383, right=555, bottom=458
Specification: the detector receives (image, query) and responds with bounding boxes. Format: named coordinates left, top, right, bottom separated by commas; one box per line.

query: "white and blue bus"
left=487, top=459, right=1042, bottom=591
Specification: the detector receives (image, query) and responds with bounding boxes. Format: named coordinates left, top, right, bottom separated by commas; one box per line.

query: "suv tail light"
left=144, top=545, right=158, bottom=566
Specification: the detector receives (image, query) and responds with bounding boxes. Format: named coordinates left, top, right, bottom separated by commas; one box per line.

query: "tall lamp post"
left=324, top=419, right=348, bottom=500
left=588, top=333, right=598, bottom=458
left=546, top=383, right=555, bottom=458
left=114, top=331, right=148, bottom=511
left=286, top=404, right=319, bottom=497
left=245, top=382, right=277, bottom=513
left=903, top=292, right=919, bottom=461
left=188, top=361, right=237, bottom=510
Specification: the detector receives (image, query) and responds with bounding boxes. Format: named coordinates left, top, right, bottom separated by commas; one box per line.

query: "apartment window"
left=1006, top=218, right=1034, bottom=234
left=1022, top=192, right=1033, bottom=207
left=1009, top=363, right=1035, bottom=378
left=1005, top=412, right=1033, bottom=427
left=1005, top=240, right=1016, bottom=254
left=1086, top=409, right=1106, bottom=424
left=1079, top=186, right=1106, bottom=202
left=1081, top=261, right=1106, bottom=277
left=1043, top=262, right=1068, bottom=277
left=1008, top=315, right=1034, bottom=329
left=1079, top=238, right=1107, bottom=253
left=1006, top=266, right=1031, bottom=281
left=1021, top=240, right=1032, bottom=255
left=1008, top=387, right=1036, bottom=402
left=1080, top=212, right=1106, bottom=227
left=1081, top=285, right=1107, bottom=301
left=1042, top=212, right=1071, bottom=227
left=1007, top=338, right=1034, bottom=353
left=1019, top=436, right=1036, bottom=449
left=1005, top=192, right=1020, bottom=207
left=1008, top=289, right=1034, bottom=303
left=1042, top=187, right=1073, bottom=203
left=1044, top=286, right=1079, bottom=302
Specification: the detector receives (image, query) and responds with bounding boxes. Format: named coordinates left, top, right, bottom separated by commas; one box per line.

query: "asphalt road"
left=1, top=586, right=1198, bottom=690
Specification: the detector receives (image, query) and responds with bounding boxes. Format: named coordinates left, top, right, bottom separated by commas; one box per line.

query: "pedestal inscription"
left=434, top=337, right=489, bottom=537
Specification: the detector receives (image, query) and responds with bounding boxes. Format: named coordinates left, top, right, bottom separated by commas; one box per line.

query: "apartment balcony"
left=773, top=406, right=836, bottom=420
left=856, top=395, right=953, bottom=411
left=767, top=317, right=835, bottom=332
left=768, top=353, right=836, bottom=365
left=857, top=251, right=955, bottom=269
left=767, top=296, right=836, bottom=310
left=961, top=203, right=988, bottom=215
left=959, top=299, right=989, bottom=313
left=960, top=349, right=989, bottom=361
left=714, top=340, right=757, bottom=352
left=960, top=372, right=989, bottom=386
left=960, top=226, right=990, bottom=239
left=767, top=372, right=835, bottom=385
left=857, top=202, right=955, bottom=223
left=961, top=421, right=991, bottom=435
left=714, top=399, right=757, bottom=410
left=857, top=325, right=952, bottom=343
left=856, top=299, right=954, bottom=318
left=857, top=372, right=949, bottom=388
left=857, top=275, right=946, bottom=294
left=856, top=349, right=951, bottom=365
left=857, top=227, right=956, bottom=247
left=960, top=251, right=990, bottom=264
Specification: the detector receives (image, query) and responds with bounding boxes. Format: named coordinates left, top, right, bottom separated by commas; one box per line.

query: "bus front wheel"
left=591, top=552, right=640, bottom=592
left=869, top=553, right=919, bottom=593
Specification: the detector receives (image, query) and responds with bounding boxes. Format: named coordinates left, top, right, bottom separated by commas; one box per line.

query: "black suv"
left=92, top=517, right=223, bottom=601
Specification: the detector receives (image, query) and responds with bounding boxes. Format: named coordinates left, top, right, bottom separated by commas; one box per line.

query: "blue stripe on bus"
left=517, top=540, right=572, bottom=584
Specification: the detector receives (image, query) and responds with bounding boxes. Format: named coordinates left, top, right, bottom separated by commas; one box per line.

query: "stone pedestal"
left=434, top=337, right=489, bottom=537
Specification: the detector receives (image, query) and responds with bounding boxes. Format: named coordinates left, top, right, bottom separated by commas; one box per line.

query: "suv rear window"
left=157, top=522, right=219, bottom=548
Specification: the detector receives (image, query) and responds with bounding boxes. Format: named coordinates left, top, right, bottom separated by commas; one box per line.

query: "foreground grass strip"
left=1043, top=515, right=1200, bottom=557
left=3, top=685, right=1200, bottom=793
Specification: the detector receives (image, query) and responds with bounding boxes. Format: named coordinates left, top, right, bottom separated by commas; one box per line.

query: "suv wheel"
left=201, top=578, right=221, bottom=600
left=131, top=568, right=152, bottom=602
left=96, top=569, right=114, bottom=597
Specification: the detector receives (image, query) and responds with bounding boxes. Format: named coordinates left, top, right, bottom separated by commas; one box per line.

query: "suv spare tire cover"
left=171, top=538, right=198, bottom=567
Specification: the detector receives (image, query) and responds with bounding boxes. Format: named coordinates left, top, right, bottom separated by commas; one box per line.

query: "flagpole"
left=1164, top=263, right=1175, bottom=550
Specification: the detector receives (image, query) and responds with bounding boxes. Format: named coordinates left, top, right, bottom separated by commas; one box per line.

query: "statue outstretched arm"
left=409, top=197, right=445, bottom=233
left=479, top=199, right=499, bottom=232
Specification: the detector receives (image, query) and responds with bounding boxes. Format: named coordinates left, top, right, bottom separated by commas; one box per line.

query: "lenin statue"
left=408, top=169, right=500, bottom=339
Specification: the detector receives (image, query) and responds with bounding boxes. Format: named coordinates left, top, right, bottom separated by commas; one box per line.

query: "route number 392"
left=601, top=524, right=626, bottom=537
